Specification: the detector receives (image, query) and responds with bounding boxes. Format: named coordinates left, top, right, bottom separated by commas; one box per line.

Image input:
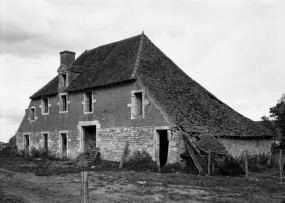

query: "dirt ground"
left=0, top=157, right=284, bottom=203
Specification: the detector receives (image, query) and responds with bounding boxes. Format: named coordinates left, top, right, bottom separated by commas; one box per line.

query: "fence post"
left=81, top=171, right=89, bottom=203
left=279, top=149, right=283, bottom=182
left=245, top=150, right=248, bottom=179
left=208, top=149, right=211, bottom=176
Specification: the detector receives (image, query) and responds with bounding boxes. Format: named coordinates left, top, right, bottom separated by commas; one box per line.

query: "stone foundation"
left=16, top=126, right=182, bottom=164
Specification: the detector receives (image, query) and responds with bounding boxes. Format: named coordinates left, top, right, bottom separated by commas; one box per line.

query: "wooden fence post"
left=119, top=142, right=129, bottom=169
left=208, top=149, right=211, bottom=176
left=81, top=171, right=89, bottom=203
left=279, top=149, right=283, bottom=182
left=245, top=150, right=248, bottom=179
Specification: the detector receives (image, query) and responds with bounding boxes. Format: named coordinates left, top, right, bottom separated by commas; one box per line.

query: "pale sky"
left=0, top=0, right=284, bottom=142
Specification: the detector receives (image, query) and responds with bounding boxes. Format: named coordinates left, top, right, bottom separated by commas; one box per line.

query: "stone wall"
left=219, top=138, right=271, bottom=157
left=16, top=126, right=182, bottom=164
left=16, top=81, right=174, bottom=161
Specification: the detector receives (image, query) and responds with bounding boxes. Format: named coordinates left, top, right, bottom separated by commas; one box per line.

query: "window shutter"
left=85, top=94, right=90, bottom=112
left=59, top=96, right=63, bottom=111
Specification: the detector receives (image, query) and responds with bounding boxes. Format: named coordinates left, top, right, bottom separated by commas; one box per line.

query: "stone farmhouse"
left=16, top=33, right=272, bottom=167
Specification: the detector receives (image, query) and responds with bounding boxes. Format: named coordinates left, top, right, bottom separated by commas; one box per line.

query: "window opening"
left=85, top=92, right=93, bottom=112
left=60, top=94, right=67, bottom=112
left=30, top=108, right=35, bottom=120
left=134, top=92, right=142, bottom=116
left=43, top=98, right=48, bottom=113
left=62, top=74, right=67, bottom=87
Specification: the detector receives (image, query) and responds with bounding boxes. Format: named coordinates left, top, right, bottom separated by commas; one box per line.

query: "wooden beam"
left=185, top=142, right=203, bottom=174
left=119, top=142, right=129, bottom=169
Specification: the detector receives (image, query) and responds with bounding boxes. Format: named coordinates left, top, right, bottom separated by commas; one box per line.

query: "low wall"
left=219, top=138, right=271, bottom=157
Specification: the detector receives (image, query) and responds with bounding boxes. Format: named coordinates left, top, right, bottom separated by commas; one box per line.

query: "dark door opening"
left=83, top=125, right=96, bottom=153
left=61, top=133, right=67, bottom=158
left=43, top=134, right=48, bottom=154
left=158, top=130, right=169, bottom=167
left=24, top=135, right=29, bottom=156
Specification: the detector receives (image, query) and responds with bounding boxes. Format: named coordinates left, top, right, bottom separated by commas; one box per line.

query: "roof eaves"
left=66, top=78, right=137, bottom=93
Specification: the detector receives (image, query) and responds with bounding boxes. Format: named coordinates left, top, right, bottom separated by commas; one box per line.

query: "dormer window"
left=62, top=74, right=67, bottom=87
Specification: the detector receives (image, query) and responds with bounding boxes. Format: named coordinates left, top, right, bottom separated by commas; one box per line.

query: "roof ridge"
left=130, top=32, right=145, bottom=79
left=86, top=34, right=141, bottom=54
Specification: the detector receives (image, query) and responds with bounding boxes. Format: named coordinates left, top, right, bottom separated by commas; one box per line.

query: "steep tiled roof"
left=66, top=34, right=141, bottom=92
left=30, top=76, right=58, bottom=99
left=29, top=33, right=272, bottom=139
left=138, top=36, right=272, bottom=138
left=30, top=34, right=142, bottom=99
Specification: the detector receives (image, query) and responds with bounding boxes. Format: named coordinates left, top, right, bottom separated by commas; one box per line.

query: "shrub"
left=237, top=152, right=271, bottom=173
left=160, top=163, right=182, bottom=173
left=124, top=150, right=159, bottom=172
left=30, top=147, right=48, bottom=158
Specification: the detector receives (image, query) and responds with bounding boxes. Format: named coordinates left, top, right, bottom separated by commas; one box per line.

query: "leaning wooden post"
left=80, top=171, right=89, bottom=203
left=208, top=149, right=211, bottom=176
left=279, top=149, right=283, bottom=182
left=119, top=142, right=129, bottom=169
left=245, top=150, right=248, bottom=179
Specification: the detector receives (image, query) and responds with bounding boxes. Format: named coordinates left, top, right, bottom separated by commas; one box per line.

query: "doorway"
left=157, top=130, right=169, bottom=167
left=43, top=134, right=48, bottom=155
left=24, top=135, right=30, bottom=157
left=61, top=133, right=67, bottom=158
left=83, top=125, right=96, bottom=153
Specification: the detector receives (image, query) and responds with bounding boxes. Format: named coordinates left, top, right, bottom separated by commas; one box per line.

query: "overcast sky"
left=0, top=0, right=284, bottom=143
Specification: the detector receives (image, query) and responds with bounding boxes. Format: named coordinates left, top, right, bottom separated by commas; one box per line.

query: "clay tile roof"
left=66, top=34, right=142, bottom=92
left=138, top=36, right=272, bottom=138
left=29, top=33, right=273, bottom=139
left=30, top=76, right=58, bottom=99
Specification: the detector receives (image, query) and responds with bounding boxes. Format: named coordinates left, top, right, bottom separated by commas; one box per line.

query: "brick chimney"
left=60, top=50, right=76, bottom=65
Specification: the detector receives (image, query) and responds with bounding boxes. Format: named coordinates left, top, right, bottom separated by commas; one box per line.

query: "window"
left=42, top=98, right=49, bottom=114
left=59, top=94, right=68, bottom=112
left=30, top=108, right=35, bottom=120
left=128, top=90, right=145, bottom=119
left=133, top=92, right=142, bottom=116
left=29, top=106, right=36, bottom=121
left=62, top=74, right=67, bottom=87
left=84, top=92, right=93, bottom=113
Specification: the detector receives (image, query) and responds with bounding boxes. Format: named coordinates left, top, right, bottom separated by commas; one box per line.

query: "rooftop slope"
left=30, top=35, right=141, bottom=99
left=30, top=76, right=58, bottom=99
left=137, top=36, right=272, bottom=138
left=66, top=35, right=141, bottom=92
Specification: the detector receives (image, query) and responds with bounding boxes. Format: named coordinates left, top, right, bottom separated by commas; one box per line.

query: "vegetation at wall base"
left=160, top=163, right=182, bottom=173
left=236, top=152, right=273, bottom=173
left=124, top=150, right=159, bottom=172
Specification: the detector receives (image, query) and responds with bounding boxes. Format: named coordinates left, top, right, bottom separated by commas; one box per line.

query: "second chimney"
left=60, top=50, right=76, bottom=65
